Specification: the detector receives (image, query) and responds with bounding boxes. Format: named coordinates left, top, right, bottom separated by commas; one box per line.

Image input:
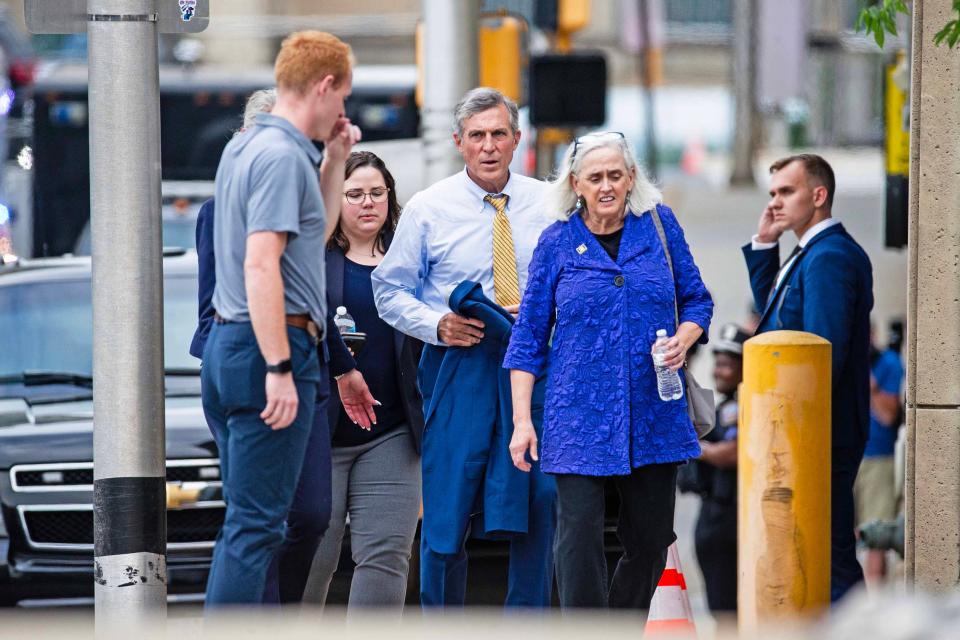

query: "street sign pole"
left=24, top=0, right=207, bottom=627
left=422, top=0, right=479, bottom=185
left=87, top=0, right=167, bottom=626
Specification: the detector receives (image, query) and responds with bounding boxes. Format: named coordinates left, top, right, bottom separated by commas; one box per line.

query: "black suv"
left=0, top=250, right=220, bottom=605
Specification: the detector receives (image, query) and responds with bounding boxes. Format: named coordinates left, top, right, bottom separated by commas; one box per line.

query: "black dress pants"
left=554, top=463, right=678, bottom=609
left=694, top=499, right=738, bottom=612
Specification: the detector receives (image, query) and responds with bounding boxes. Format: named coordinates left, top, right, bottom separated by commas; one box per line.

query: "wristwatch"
left=265, top=359, right=293, bottom=374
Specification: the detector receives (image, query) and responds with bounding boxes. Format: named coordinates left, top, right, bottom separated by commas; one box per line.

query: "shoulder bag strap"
left=648, top=206, right=680, bottom=331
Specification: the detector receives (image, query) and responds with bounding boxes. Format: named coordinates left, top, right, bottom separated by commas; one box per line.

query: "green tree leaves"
left=856, top=0, right=910, bottom=48
left=856, top=0, right=960, bottom=48
left=932, top=1, right=960, bottom=47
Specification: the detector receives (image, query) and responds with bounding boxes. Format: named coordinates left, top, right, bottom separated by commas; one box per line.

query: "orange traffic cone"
left=645, top=542, right=697, bottom=636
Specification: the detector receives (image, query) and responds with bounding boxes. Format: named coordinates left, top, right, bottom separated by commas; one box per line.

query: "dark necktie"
left=768, top=244, right=802, bottom=305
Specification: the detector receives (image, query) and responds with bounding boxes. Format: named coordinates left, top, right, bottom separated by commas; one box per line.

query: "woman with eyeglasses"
left=302, top=151, right=424, bottom=613
left=503, top=131, right=713, bottom=610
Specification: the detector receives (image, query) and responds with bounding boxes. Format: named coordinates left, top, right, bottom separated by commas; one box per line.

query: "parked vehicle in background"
left=0, top=250, right=218, bottom=605
left=8, top=63, right=418, bottom=259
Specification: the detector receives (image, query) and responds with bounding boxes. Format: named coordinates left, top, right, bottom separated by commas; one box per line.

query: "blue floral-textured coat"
left=503, top=204, right=714, bottom=476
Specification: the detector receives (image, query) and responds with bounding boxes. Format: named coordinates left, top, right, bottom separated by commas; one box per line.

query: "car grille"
left=9, top=459, right=223, bottom=551
left=19, top=505, right=225, bottom=550
left=14, top=468, right=93, bottom=488
left=11, top=459, right=221, bottom=491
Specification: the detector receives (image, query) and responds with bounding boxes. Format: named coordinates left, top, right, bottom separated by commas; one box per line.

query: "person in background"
left=191, top=89, right=277, bottom=362
left=303, top=151, right=424, bottom=613
left=742, top=154, right=873, bottom=602
left=854, top=320, right=905, bottom=586
left=505, top=131, right=713, bottom=610
left=681, top=323, right=750, bottom=615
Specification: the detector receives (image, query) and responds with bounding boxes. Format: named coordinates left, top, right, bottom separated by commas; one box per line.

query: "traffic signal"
left=884, top=52, right=910, bottom=249
left=480, top=15, right=526, bottom=103
left=533, top=0, right=558, bottom=31
left=559, top=0, right=590, bottom=33
left=528, top=53, right=606, bottom=127
left=416, top=17, right=528, bottom=106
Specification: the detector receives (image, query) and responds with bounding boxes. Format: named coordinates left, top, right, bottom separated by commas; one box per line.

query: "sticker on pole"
left=179, top=0, right=198, bottom=22
left=25, top=0, right=209, bottom=34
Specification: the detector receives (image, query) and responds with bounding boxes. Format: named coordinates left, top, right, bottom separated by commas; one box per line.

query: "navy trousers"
left=263, top=382, right=332, bottom=604
left=831, top=445, right=865, bottom=602
left=201, top=321, right=323, bottom=606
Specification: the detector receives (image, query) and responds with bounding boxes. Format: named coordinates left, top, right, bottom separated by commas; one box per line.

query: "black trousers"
left=554, top=463, right=678, bottom=609
left=694, top=499, right=738, bottom=612
left=831, top=445, right=865, bottom=602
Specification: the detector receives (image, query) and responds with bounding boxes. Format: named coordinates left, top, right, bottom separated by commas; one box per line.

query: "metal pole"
left=730, top=0, right=758, bottom=185
left=422, top=0, right=479, bottom=185
left=88, top=0, right=167, bottom=626
left=638, top=0, right=658, bottom=179
left=738, top=331, right=831, bottom=631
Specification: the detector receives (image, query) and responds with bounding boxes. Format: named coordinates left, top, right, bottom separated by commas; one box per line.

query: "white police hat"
left=713, top=323, right=751, bottom=355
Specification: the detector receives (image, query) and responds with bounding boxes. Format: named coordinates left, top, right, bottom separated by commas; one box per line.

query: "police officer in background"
left=680, top=323, right=750, bottom=614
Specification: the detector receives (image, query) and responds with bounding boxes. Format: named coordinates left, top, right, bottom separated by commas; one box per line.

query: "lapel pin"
left=576, top=244, right=587, bottom=254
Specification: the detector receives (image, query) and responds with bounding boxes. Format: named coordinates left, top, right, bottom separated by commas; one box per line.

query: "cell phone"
left=341, top=331, right=367, bottom=357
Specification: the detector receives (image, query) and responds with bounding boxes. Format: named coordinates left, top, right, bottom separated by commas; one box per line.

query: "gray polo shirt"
left=211, top=113, right=327, bottom=327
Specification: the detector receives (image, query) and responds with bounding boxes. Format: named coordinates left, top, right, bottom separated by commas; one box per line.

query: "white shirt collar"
left=461, top=167, right=515, bottom=212
left=798, top=217, right=840, bottom=247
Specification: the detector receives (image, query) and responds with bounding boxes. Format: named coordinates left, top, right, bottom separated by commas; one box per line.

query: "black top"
left=593, top=227, right=624, bottom=262
left=332, top=259, right=405, bottom=447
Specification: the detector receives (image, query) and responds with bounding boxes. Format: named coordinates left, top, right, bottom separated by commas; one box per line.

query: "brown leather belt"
left=285, top=314, right=320, bottom=340
left=214, top=312, right=320, bottom=341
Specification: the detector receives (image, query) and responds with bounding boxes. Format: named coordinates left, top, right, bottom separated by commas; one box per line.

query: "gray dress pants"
left=302, top=427, right=421, bottom=612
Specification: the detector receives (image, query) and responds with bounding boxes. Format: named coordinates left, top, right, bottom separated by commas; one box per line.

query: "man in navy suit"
left=742, top=154, right=873, bottom=602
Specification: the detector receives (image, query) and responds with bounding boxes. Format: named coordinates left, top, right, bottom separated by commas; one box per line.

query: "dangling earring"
left=576, top=194, right=584, bottom=209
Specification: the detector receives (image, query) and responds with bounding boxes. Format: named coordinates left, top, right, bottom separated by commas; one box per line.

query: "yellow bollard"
left=738, top=330, right=832, bottom=632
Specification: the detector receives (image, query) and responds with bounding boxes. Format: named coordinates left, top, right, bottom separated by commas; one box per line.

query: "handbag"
left=648, top=207, right=716, bottom=439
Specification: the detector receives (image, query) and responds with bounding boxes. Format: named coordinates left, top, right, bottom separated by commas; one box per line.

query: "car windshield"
left=0, top=274, right=198, bottom=377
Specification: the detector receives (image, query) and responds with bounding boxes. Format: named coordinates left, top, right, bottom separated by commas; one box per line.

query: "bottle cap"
left=656, top=329, right=667, bottom=337
left=336, top=306, right=347, bottom=315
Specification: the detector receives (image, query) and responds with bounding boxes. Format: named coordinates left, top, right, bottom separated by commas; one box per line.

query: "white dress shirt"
left=372, top=169, right=553, bottom=345
left=751, top=217, right=841, bottom=289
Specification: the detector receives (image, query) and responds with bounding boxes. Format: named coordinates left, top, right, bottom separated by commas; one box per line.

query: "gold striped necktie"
left=484, top=193, right=521, bottom=307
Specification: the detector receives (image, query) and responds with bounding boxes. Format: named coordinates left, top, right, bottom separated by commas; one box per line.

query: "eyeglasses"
left=571, top=131, right=626, bottom=164
left=344, top=187, right=390, bottom=205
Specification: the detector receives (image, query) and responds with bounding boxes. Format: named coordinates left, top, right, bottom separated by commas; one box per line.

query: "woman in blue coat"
left=503, top=131, right=713, bottom=610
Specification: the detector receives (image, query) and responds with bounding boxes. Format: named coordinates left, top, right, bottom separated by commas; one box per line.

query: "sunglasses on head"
left=570, top=131, right=626, bottom=164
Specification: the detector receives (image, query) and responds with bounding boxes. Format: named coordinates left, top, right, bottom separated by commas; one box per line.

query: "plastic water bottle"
left=333, top=306, right=356, bottom=334
left=652, top=329, right=684, bottom=401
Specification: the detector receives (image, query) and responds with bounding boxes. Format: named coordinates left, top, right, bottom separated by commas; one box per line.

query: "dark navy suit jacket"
left=189, top=198, right=217, bottom=360
left=417, top=281, right=545, bottom=553
left=742, top=222, right=873, bottom=450
left=190, top=197, right=355, bottom=375
left=324, top=242, right=425, bottom=453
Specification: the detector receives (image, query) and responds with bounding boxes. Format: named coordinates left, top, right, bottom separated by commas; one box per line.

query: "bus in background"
left=10, top=63, right=419, bottom=258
